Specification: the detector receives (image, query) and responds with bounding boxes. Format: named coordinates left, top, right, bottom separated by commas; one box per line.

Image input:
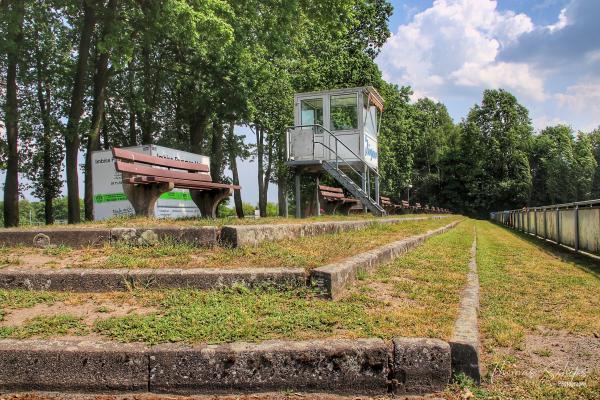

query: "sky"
left=378, top=0, right=600, bottom=131
left=3, top=0, right=599, bottom=207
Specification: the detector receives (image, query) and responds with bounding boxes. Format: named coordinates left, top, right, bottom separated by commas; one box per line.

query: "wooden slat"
left=129, top=176, right=240, bottom=190
left=115, top=161, right=212, bottom=182
left=112, top=148, right=209, bottom=173
left=318, top=185, right=343, bottom=193
left=320, top=191, right=345, bottom=199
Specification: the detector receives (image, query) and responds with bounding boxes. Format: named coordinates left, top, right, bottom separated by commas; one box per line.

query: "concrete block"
left=0, top=268, right=306, bottom=292
left=220, top=217, right=431, bottom=248
left=391, top=338, right=451, bottom=394
left=0, top=228, right=111, bottom=248
left=0, top=339, right=148, bottom=392
left=149, top=338, right=389, bottom=394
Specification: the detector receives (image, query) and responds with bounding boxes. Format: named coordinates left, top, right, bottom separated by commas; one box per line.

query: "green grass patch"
left=93, top=220, right=472, bottom=344
left=476, top=221, right=600, bottom=349
left=0, top=314, right=88, bottom=339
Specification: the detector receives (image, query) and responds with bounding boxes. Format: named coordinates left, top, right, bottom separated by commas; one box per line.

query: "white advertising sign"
left=92, top=145, right=210, bottom=220
left=363, top=134, right=378, bottom=169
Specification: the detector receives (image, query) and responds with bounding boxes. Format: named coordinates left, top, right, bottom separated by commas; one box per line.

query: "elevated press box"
left=287, top=86, right=383, bottom=170
left=92, top=145, right=210, bottom=220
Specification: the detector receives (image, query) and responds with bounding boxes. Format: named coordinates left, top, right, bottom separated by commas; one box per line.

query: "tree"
left=589, top=127, right=600, bottom=198
left=64, top=1, right=96, bottom=223
left=573, top=132, right=597, bottom=201
left=84, top=0, right=118, bottom=221
left=531, top=125, right=576, bottom=205
left=456, top=89, right=533, bottom=216
left=2, top=0, right=24, bottom=227
left=19, top=2, right=70, bottom=224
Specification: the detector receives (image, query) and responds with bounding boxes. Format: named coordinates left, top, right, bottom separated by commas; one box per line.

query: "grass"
left=443, top=220, right=600, bottom=400
left=476, top=220, right=600, bottom=349
left=0, top=315, right=88, bottom=339
left=0, top=220, right=472, bottom=344
left=2, top=216, right=461, bottom=270
left=3, top=212, right=438, bottom=230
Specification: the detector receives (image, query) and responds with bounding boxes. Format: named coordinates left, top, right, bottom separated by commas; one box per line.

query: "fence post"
left=543, top=208, right=547, bottom=240
left=534, top=208, right=538, bottom=237
left=556, top=207, right=560, bottom=245
left=574, top=205, right=579, bottom=252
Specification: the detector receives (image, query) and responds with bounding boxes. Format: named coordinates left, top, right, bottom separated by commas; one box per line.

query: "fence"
left=490, top=199, right=600, bottom=257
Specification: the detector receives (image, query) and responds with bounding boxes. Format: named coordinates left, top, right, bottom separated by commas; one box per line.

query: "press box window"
left=330, top=94, right=358, bottom=131
left=300, top=98, right=324, bottom=126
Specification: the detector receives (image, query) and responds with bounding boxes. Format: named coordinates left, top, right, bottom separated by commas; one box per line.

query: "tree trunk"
left=3, top=0, right=24, bottom=227
left=190, top=110, right=209, bottom=154
left=127, top=60, right=137, bottom=146
left=35, top=46, right=55, bottom=224
left=64, top=1, right=96, bottom=224
left=277, top=130, right=288, bottom=217
left=84, top=0, right=116, bottom=221
left=140, top=45, right=153, bottom=144
left=256, top=126, right=266, bottom=216
left=226, top=122, right=243, bottom=218
left=210, top=120, right=224, bottom=182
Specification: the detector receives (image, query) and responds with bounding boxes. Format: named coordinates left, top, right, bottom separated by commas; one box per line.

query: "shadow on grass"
left=491, top=222, right=600, bottom=279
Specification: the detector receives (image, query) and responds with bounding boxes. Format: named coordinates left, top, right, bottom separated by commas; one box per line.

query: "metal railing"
left=490, top=199, right=600, bottom=256
left=286, top=124, right=380, bottom=203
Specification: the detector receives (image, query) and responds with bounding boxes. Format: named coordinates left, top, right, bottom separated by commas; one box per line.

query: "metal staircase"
left=322, top=160, right=386, bottom=216
left=287, top=123, right=386, bottom=216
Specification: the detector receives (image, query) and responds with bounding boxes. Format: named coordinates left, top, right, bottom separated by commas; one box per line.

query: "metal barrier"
left=490, top=199, right=600, bottom=256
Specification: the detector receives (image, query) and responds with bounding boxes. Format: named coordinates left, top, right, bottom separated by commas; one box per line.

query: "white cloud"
left=555, top=82, right=600, bottom=113
left=377, top=0, right=539, bottom=100
left=532, top=115, right=567, bottom=132
left=547, top=8, right=568, bottom=32
left=451, top=62, right=546, bottom=101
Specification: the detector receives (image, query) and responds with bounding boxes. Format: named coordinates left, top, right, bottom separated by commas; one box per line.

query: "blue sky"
left=3, top=0, right=599, bottom=207
left=379, top=0, right=600, bottom=131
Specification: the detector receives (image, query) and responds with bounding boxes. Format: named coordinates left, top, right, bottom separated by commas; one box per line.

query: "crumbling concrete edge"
left=0, top=267, right=307, bottom=292
left=220, top=215, right=451, bottom=247
left=0, top=336, right=453, bottom=395
left=449, top=233, right=481, bottom=384
left=310, top=220, right=461, bottom=299
left=0, top=226, right=219, bottom=248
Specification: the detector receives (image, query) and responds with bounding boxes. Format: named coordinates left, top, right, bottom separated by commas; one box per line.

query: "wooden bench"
left=415, top=202, right=422, bottom=213
left=380, top=196, right=401, bottom=214
left=318, top=185, right=360, bottom=215
left=112, top=147, right=240, bottom=218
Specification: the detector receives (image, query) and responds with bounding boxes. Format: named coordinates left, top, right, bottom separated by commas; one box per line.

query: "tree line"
left=1, top=1, right=598, bottom=227
left=382, top=88, right=600, bottom=218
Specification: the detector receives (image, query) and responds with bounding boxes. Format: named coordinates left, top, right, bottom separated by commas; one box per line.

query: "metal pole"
left=544, top=208, right=547, bottom=240
left=574, top=205, right=579, bottom=252
left=374, top=175, right=380, bottom=205
left=315, top=175, right=321, bottom=217
left=556, top=207, right=560, bottom=245
left=295, top=171, right=301, bottom=219
left=362, top=166, right=367, bottom=213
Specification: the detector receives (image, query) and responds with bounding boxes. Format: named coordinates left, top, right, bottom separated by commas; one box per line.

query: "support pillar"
left=574, top=205, right=579, bottom=252
left=295, top=171, right=301, bottom=218
left=374, top=175, right=380, bottom=205
left=556, top=207, right=560, bottom=245
left=315, top=174, right=321, bottom=217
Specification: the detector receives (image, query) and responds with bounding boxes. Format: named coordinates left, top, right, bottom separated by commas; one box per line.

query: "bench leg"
left=190, top=188, right=233, bottom=218
left=122, top=181, right=174, bottom=217
left=337, top=202, right=356, bottom=215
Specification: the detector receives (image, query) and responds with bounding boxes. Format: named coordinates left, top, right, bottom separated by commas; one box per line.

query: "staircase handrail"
left=286, top=124, right=379, bottom=177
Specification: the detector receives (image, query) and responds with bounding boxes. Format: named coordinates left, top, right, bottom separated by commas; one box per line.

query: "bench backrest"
left=415, top=203, right=422, bottom=208
left=401, top=200, right=409, bottom=208
left=113, top=148, right=211, bottom=183
left=318, top=185, right=345, bottom=199
left=380, top=196, right=392, bottom=205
